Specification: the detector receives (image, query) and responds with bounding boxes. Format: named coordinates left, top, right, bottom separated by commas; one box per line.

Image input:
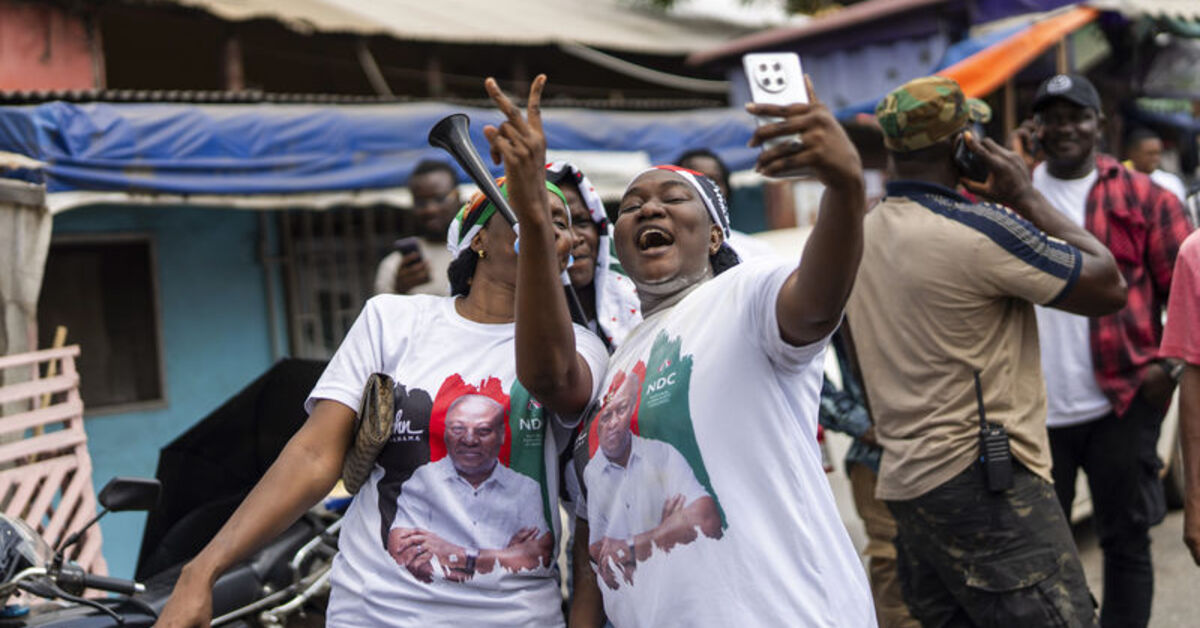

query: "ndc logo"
left=518, top=417, right=543, bottom=431
left=646, top=372, right=678, bottom=392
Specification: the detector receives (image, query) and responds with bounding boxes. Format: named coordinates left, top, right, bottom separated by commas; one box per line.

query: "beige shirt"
left=846, top=182, right=1081, bottom=501
left=373, top=238, right=454, bottom=296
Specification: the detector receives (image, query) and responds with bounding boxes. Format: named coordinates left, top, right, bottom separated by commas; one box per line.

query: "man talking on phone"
left=374, top=160, right=462, bottom=295
left=845, top=76, right=1125, bottom=625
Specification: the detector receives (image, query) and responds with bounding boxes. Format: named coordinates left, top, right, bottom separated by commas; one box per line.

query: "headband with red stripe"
left=635, top=165, right=733, bottom=240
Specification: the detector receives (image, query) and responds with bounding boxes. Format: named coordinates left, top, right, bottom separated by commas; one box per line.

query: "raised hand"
left=958, top=131, right=1038, bottom=210
left=1007, top=118, right=1042, bottom=170
left=392, top=251, right=431, bottom=294
left=747, top=75, right=863, bottom=187
left=483, top=75, right=551, bottom=226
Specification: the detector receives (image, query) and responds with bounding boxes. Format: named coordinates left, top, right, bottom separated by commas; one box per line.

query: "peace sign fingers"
left=526, top=74, right=546, bottom=134
left=481, top=75, right=551, bottom=224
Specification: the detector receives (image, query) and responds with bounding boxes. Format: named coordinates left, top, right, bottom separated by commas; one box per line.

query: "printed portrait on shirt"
left=581, top=332, right=726, bottom=590
left=377, top=374, right=554, bottom=585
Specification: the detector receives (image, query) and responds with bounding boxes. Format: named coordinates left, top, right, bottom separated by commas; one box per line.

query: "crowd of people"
left=155, top=69, right=1197, bottom=628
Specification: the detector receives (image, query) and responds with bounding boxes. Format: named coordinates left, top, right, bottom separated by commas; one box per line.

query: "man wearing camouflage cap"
left=846, top=75, right=1125, bottom=626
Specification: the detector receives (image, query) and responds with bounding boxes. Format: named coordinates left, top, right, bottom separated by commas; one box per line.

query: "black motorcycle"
left=0, top=359, right=342, bottom=626
left=0, top=477, right=342, bottom=628
left=0, top=477, right=161, bottom=627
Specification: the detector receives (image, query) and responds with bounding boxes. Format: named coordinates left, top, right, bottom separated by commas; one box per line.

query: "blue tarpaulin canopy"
left=0, top=101, right=758, bottom=208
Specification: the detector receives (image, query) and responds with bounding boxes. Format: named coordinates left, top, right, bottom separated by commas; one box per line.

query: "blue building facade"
left=50, top=205, right=286, bottom=578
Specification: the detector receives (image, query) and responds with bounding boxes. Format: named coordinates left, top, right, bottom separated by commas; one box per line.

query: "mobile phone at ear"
left=954, top=125, right=990, bottom=183
left=742, top=52, right=810, bottom=150
left=1028, top=131, right=1042, bottom=158
left=393, top=237, right=423, bottom=261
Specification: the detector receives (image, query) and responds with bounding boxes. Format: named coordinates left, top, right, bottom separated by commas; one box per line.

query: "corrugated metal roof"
left=163, top=0, right=750, bottom=54
left=0, top=88, right=723, bottom=110
left=1089, top=0, right=1200, bottom=21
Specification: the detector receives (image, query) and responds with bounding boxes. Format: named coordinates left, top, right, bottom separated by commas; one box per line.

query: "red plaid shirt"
left=1085, top=154, right=1194, bottom=416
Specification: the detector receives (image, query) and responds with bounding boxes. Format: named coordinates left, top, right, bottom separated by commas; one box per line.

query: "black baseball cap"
left=1032, top=74, right=1101, bottom=112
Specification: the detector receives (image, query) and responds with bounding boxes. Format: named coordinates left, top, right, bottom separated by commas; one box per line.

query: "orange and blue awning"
left=939, top=6, right=1100, bottom=98
left=836, top=6, right=1101, bottom=119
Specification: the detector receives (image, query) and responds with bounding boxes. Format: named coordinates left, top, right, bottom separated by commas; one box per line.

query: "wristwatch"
left=448, top=547, right=478, bottom=576
left=1159, top=359, right=1185, bottom=383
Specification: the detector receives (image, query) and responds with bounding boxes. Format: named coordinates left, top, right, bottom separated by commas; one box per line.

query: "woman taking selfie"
left=483, top=74, right=875, bottom=627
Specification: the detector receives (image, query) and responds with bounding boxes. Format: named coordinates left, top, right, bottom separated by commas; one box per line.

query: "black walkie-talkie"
left=975, top=370, right=1013, bottom=492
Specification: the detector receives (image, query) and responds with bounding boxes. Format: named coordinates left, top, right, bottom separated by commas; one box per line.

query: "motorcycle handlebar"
left=83, top=573, right=144, bottom=596
left=56, top=563, right=144, bottom=596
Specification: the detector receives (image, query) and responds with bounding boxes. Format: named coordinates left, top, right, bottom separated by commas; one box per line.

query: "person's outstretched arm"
left=960, top=133, right=1126, bottom=316
left=483, top=75, right=594, bottom=414
left=747, top=76, right=866, bottom=347
left=156, top=400, right=355, bottom=627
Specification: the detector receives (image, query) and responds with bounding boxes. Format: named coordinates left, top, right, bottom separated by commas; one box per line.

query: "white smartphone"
left=742, top=52, right=809, bottom=150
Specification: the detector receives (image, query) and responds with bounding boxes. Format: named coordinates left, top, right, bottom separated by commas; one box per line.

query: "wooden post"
left=1056, top=39, right=1069, bottom=74
left=32, top=326, right=67, bottom=444
left=87, top=13, right=105, bottom=90
left=1003, top=78, right=1016, bottom=134
left=426, top=52, right=445, bottom=98
left=356, top=39, right=394, bottom=97
left=223, top=35, right=245, bottom=91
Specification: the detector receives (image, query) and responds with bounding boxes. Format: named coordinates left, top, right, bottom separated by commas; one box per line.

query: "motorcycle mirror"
left=98, top=477, right=161, bottom=513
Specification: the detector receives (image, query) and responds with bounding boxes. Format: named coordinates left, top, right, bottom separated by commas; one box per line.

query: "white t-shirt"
left=1032, top=163, right=1111, bottom=427
left=1150, top=169, right=1187, bottom=204
left=575, top=261, right=873, bottom=628
left=374, top=238, right=455, bottom=296
left=726, top=229, right=780, bottom=262
left=306, top=294, right=607, bottom=627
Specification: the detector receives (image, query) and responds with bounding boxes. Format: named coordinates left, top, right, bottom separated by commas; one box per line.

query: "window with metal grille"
left=278, top=206, right=414, bottom=360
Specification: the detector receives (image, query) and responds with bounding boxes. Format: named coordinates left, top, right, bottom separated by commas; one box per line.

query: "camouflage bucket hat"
left=876, top=76, right=992, bottom=152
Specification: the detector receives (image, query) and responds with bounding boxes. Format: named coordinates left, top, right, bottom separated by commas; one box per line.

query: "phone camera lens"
left=773, top=63, right=781, bottom=71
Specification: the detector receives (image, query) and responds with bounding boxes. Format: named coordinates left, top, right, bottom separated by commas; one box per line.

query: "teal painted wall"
left=729, top=186, right=768, bottom=233
left=50, top=205, right=284, bottom=579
